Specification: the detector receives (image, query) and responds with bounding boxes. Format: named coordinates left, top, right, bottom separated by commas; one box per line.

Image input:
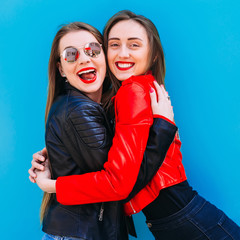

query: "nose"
left=77, top=49, right=91, bottom=64
left=118, top=45, right=130, bottom=58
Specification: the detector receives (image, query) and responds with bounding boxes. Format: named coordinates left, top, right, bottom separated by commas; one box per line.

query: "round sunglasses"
left=60, top=42, right=102, bottom=63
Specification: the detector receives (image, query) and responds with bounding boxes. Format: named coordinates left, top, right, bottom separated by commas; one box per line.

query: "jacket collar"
left=64, top=82, right=92, bottom=101
left=121, top=73, right=155, bottom=87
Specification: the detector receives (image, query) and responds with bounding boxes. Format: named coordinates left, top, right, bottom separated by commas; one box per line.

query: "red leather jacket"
left=56, top=74, right=187, bottom=215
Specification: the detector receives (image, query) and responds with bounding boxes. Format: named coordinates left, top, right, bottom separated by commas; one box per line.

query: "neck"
left=86, top=87, right=103, bottom=104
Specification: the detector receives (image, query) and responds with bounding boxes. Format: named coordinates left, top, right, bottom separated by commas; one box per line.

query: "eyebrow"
left=63, top=46, right=75, bottom=50
left=108, top=37, right=143, bottom=41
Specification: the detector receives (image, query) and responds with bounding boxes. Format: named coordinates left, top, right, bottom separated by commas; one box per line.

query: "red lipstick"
left=77, top=67, right=97, bottom=84
left=115, top=61, right=134, bottom=71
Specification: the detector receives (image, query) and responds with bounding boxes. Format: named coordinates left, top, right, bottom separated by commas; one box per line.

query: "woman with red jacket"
left=30, top=10, right=240, bottom=240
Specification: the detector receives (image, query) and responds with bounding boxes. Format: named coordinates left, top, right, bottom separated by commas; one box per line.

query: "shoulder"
left=47, top=91, right=108, bottom=148
left=47, top=92, right=101, bottom=122
left=67, top=96, right=102, bottom=119
left=121, top=74, right=154, bottom=90
left=67, top=96, right=110, bottom=148
left=118, top=74, right=154, bottom=104
left=115, top=75, right=154, bottom=124
left=46, top=94, right=68, bottom=127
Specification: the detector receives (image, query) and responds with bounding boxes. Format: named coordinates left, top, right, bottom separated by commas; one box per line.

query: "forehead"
left=59, top=30, right=98, bottom=50
left=108, top=20, right=148, bottom=40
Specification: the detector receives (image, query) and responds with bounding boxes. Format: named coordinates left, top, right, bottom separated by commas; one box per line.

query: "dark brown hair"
left=103, top=10, right=166, bottom=112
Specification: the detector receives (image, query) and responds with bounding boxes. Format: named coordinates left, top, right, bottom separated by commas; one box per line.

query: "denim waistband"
left=146, top=194, right=207, bottom=229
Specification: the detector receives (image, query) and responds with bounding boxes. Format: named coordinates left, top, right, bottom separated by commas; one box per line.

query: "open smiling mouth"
left=77, top=68, right=97, bottom=84
left=115, top=62, right=135, bottom=71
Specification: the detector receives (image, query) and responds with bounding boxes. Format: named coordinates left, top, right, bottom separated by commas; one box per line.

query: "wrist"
left=40, top=179, right=56, bottom=193
left=153, top=114, right=175, bottom=125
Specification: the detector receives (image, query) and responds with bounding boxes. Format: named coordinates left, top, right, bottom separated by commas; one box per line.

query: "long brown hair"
left=103, top=10, right=166, bottom=112
left=41, top=22, right=108, bottom=222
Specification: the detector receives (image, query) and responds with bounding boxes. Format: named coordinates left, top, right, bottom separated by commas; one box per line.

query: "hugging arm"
left=55, top=82, right=155, bottom=204
left=29, top=117, right=177, bottom=197
left=29, top=80, right=176, bottom=204
left=29, top=116, right=176, bottom=197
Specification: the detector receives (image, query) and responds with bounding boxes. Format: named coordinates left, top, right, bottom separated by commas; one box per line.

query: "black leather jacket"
left=42, top=83, right=177, bottom=240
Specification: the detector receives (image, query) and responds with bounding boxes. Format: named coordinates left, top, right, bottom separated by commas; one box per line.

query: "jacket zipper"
left=129, top=200, right=136, bottom=214
left=98, top=202, right=104, bottom=221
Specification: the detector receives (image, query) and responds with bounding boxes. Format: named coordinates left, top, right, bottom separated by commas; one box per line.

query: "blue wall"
left=0, top=0, right=239, bottom=239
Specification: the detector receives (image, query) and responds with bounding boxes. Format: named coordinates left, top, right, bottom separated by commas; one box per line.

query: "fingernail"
left=150, top=87, right=155, bottom=93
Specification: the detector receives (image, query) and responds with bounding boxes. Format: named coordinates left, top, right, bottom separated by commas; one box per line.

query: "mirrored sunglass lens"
left=84, top=42, right=101, bottom=58
left=63, top=48, right=79, bottom=62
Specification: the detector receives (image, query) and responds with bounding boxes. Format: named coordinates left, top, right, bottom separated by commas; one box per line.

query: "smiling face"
left=58, top=30, right=106, bottom=102
left=107, top=20, right=150, bottom=81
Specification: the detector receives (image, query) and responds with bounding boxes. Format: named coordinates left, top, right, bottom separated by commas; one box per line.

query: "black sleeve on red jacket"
left=122, top=117, right=178, bottom=203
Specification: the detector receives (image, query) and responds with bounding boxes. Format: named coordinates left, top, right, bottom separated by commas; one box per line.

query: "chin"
left=115, top=73, right=133, bottom=81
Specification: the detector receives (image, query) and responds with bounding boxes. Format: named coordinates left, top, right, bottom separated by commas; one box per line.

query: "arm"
left=56, top=79, right=154, bottom=205
left=32, top=118, right=177, bottom=197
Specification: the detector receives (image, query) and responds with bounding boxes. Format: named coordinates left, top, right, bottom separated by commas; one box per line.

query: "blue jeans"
left=146, top=194, right=240, bottom=240
left=42, top=233, right=84, bottom=240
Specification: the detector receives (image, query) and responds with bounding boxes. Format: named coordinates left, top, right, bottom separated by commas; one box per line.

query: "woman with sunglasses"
left=29, top=21, right=178, bottom=240
left=31, top=10, right=240, bottom=240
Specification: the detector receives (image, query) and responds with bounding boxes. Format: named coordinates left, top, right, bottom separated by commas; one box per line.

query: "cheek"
left=62, top=62, right=75, bottom=75
left=140, top=50, right=151, bottom=70
left=98, top=56, right=107, bottom=72
left=107, top=50, right=114, bottom=64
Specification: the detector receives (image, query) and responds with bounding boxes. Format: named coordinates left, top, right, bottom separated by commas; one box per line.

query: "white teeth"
left=78, top=69, right=95, bottom=75
left=117, top=63, right=134, bottom=68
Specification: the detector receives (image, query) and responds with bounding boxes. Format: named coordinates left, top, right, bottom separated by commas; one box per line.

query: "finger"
left=150, top=88, right=158, bottom=114
left=29, top=175, right=36, bottom=183
left=160, top=85, right=169, bottom=99
left=153, top=81, right=164, bottom=100
left=41, top=147, right=48, bottom=157
left=31, top=160, right=45, bottom=171
left=32, top=152, right=46, bottom=162
left=28, top=168, right=37, bottom=178
left=149, top=87, right=157, bottom=108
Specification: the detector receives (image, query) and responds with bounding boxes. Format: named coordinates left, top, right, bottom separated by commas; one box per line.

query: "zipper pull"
left=129, top=200, right=136, bottom=214
left=99, top=203, right=104, bottom=221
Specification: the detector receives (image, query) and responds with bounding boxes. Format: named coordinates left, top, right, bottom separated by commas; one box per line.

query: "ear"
left=57, top=62, right=66, bottom=77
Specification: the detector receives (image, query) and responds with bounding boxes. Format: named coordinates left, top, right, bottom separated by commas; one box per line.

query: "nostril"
left=79, top=59, right=91, bottom=64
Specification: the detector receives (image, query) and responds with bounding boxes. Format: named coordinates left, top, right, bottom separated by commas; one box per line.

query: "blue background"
left=0, top=0, right=239, bottom=239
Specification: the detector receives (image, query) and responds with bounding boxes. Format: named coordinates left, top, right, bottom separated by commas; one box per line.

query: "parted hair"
left=102, top=10, right=166, bottom=112
left=41, top=21, right=109, bottom=222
